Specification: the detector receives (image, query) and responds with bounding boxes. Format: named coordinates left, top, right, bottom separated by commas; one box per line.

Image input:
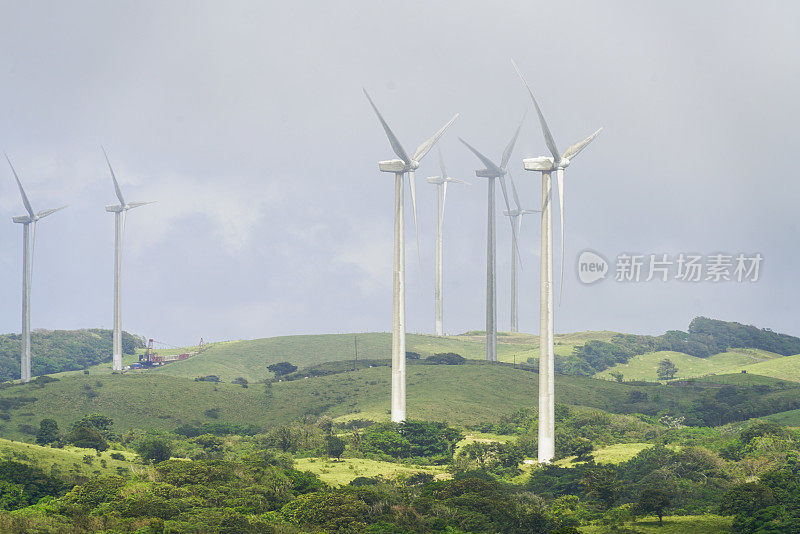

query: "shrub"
left=425, top=353, right=466, bottom=365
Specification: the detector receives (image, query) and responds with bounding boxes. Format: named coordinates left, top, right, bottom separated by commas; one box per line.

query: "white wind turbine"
left=459, top=118, right=524, bottom=362
left=513, top=61, right=602, bottom=463
left=426, top=149, right=469, bottom=336
left=6, top=155, right=67, bottom=383
left=102, top=148, right=155, bottom=372
left=364, top=89, right=458, bottom=423
left=503, top=173, right=539, bottom=333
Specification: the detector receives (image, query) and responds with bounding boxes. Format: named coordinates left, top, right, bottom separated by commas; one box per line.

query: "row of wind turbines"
left=5, top=150, right=152, bottom=382
left=365, top=61, right=602, bottom=463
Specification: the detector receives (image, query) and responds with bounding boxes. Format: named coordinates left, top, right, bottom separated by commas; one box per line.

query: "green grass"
left=556, top=443, right=659, bottom=467
left=294, top=457, right=448, bottom=486
left=0, top=438, right=137, bottom=478
left=595, top=349, right=783, bottom=382
left=580, top=514, right=732, bottom=533
left=764, top=408, right=800, bottom=426
left=720, top=353, right=800, bottom=382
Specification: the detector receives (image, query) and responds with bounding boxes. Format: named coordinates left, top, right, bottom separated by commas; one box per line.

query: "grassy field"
left=294, top=457, right=448, bottom=486
left=556, top=443, right=659, bottom=467
left=721, top=353, right=800, bottom=382
left=580, top=515, right=732, bottom=533
left=0, top=438, right=138, bottom=478
left=595, top=348, right=784, bottom=382
left=0, top=364, right=698, bottom=441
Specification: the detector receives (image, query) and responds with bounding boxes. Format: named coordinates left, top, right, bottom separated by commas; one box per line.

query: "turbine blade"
left=501, top=114, right=525, bottom=170
left=6, top=155, right=35, bottom=217
left=561, top=127, right=603, bottom=161
left=413, top=113, right=459, bottom=162
left=438, top=146, right=447, bottom=179
left=102, top=147, right=126, bottom=206
left=458, top=138, right=501, bottom=175
left=498, top=175, right=522, bottom=262
left=36, top=205, right=67, bottom=219
left=447, top=178, right=470, bottom=185
left=508, top=167, right=522, bottom=210
left=126, top=200, right=156, bottom=209
left=511, top=60, right=560, bottom=161
left=408, top=170, right=421, bottom=271
left=363, top=89, right=411, bottom=164
left=557, top=168, right=565, bottom=305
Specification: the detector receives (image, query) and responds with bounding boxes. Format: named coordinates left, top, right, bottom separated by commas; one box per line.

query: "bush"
left=268, top=362, right=297, bottom=377
left=425, top=353, right=466, bottom=365
left=109, top=452, right=125, bottom=461
left=135, top=435, right=173, bottom=464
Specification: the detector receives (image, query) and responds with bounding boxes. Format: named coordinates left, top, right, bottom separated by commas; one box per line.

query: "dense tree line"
left=0, top=329, right=144, bottom=381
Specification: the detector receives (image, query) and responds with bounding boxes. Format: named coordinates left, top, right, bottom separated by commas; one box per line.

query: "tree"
left=582, top=465, right=618, bottom=509
left=719, top=482, right=775, bottom=516
left=68, top=426, right=108, bottom=451
left=609, top=371, right=624, bottom=383
left=656, top=358, right=678, bottom=380
left=35, top=419, right=61, bottom=446
left=232, top=377, right=248, bottom=388
left=268, top=362, right=297, bottom=377
left=135, top=435, right=173, bottom=464
left=73, top=414, right=114, bottom=439
left=636, top=488, right=671, bottom=525
left=325, top=435, right=346, bottom=460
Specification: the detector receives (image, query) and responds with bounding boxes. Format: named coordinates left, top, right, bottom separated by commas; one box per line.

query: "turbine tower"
left=459, top=118, right=523, bottom=362
left=103, top=148, right=155, bottom=372
left=426, top=149, right=469, bottom=336
left=514, top=61, right=602, bottom=463
left=364, top=89, right=458, bottom=422
left=503, top=174, right=539, bottom=333
left=6, top=156, right=66, bottom=383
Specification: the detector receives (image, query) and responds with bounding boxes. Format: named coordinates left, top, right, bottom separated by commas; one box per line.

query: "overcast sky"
left=0, top=1, right=798, bottom=346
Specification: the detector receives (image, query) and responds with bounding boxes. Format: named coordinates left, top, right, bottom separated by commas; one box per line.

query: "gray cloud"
left=1, top=1, right=798, bottom=346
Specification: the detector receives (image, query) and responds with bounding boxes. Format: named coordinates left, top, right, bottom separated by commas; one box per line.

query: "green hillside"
left=595, top=348, right=784, bottom=382
left=147, top=330, right=618, bottom=383
left=0, top=438, right=136, bottom=478
left=0, top=363, right=693, bottom=441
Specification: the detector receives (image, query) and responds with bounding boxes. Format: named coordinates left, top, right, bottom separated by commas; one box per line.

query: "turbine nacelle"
left=378, top=159, right=413, bottom=173
left=523, top=156, right=556, bottom=172
left=12, top=206, right=67, bottom=224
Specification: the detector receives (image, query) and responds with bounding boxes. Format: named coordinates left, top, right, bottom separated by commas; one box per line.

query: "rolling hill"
left=594, top=348, right=786, bottom=382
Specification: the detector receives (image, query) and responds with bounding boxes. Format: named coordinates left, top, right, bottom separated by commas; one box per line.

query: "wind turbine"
left=503, top=173, right=539, bottom=333
left=102, top=148, right=155, bottom=372
left=426, top=149, right=469, bottom=336
left=364, top=89, right=458, bottom=423
left=6, top=155, right=67, bottom=383
left=459, top=117, right=524, bottom=362
left=513, top=61, right=602, bottom=463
